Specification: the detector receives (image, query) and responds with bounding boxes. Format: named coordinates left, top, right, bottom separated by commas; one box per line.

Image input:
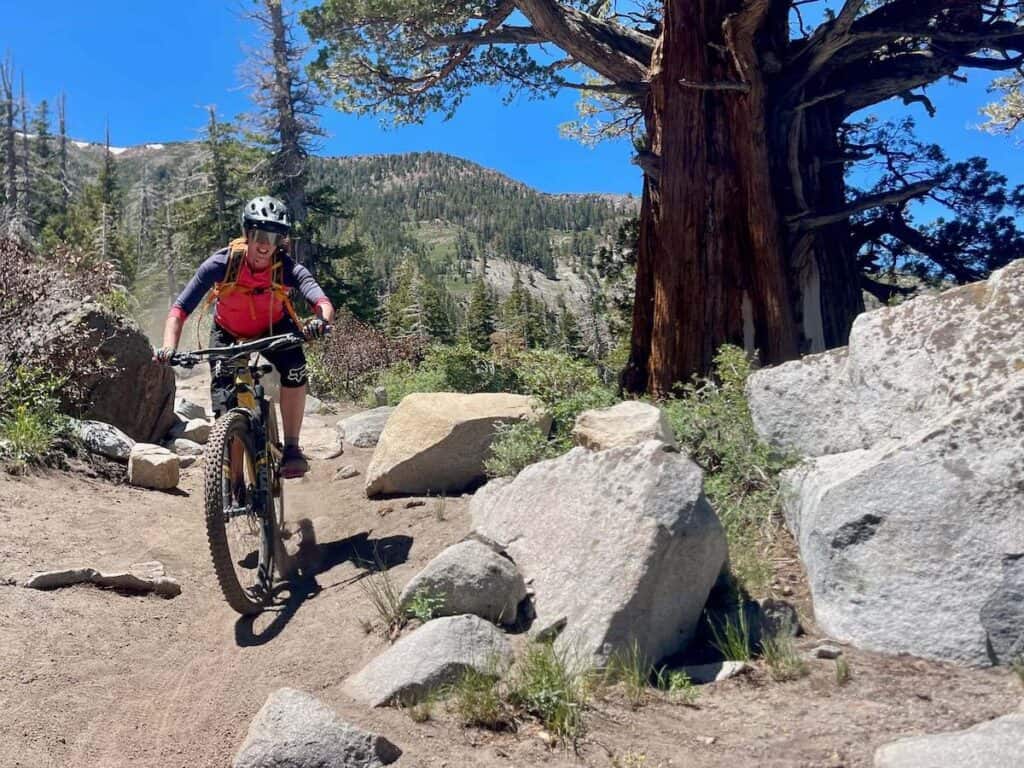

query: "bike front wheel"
left=204, top=410, right=278, bottom=615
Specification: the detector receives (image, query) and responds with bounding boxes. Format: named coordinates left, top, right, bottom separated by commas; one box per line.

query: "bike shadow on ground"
left=234, top=522, right=412, bottom=647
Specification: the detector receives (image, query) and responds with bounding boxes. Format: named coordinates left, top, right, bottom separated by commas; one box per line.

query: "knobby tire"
left=204, top=410, right=277, bottom=615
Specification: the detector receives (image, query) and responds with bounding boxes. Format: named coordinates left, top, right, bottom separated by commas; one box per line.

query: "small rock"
left=23, top=561, right=181, bottom=598
left=170, top=417, right=212, bottom=444
left=71, top=419, right=135, bottom=461
left=174, top=398, right=208, bottom=421
left=536, top=731, right=556, bottom=748
left=338, top=407, right=395, bottom=449
left=403, top=500, right=426, bottom=509
left=344, top=615, right=514, bottom=707
left=334, top=465, right=360, bottom=480
left=309, top=434, right=344, bottom=460
left=813, top=644, right=843, bottom=660
left=758, top=598, right=802, bottom=638
left=398, top=540, right=527, bottom=626
left=679, top=661, right=750, bottom=684
left=377, top=506, right=393, bottom=518
left=233, top=688, right=400, bottom=768
left=304, top=395, right=335, bottom=416
left=696, top=736, right=716, bottom=746
left=572, top=400, right=677, bottom=451
left=373, top=387, right=388, bottom=407
left=179, top=455, right=198, bottom=469
left=168, top=438, right=204, bottom=457
left=128, top=443, right=180, bottom=490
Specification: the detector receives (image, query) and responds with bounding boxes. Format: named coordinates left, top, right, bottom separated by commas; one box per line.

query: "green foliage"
left=446, top=666, right=507, bottom=729
left=761, top=631, right=808, bottom=682
left=662, top=345, right=795, bottom=595
left=404, top=589, right=444, bottom=623
left=605, top=639, right=655, bottom=709
left=0, top=366, right=68, bottom=468
left=508, top=641, right=588, bottom=745
left=707, top=610, right=753, bottom=662
left=374, top=344, right=513, bottom=405
left=463, top=275, right=495, bottom=351
left=485, top=421, right=557, bottom=478
left=654, top=668, right=698, bottom=706
left=357, top=556, right=406, bottom=639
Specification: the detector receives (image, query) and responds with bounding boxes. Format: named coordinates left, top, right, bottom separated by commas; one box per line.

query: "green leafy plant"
left=662, top=345, right=796, bottom=595
left=654, top=668, right=698, bottom=706
left=0, top=366, right=69, bottom=470
left=405, top=589, right=445, bottom=623
left=508, top=641, right=589, bottom=746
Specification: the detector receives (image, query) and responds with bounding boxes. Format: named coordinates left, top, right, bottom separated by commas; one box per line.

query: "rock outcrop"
left=398, top=540, right=526, bottom=626
left=572, top=400, right=676, bottom=451
left=234, top=688, right=400, bottom=768
left=874, top=711, right=1024, bottom=768
left=748, top=260, right=1024, bottom=665
left=471, top=440, right=727, bottom=665
left=344, top=614, right=513, bottom=707
left=365, top=393, right=550, bottom=496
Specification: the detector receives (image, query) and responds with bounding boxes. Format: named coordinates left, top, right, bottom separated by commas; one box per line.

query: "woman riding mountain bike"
left=155, top=195, right=335, bottom=479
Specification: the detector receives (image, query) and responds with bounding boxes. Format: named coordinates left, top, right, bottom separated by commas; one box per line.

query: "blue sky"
left=1, top=0, right=1019, bottom=200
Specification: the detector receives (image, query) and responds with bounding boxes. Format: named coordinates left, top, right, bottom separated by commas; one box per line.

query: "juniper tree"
left=303, top=0, right=1024, bottom=393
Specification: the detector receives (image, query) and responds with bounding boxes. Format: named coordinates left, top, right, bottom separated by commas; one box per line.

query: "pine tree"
left=1, top=56, right=17, bottom=212
left=464, top=275, right=495, bottom=352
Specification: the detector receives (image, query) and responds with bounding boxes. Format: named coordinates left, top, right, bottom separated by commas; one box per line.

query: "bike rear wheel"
left=204, top=410, right=279, bottom=614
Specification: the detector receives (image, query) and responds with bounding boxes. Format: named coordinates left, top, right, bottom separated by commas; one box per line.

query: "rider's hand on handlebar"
left=302, top=317, right=330, bottom=341
left=154, top=346, right=177, bottom=365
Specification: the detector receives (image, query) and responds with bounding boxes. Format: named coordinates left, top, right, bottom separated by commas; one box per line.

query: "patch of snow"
left=72, top=140, right=90, bottom=148
left=109, top=146, right=128, bottom=155
left=145, top=143, right=165, bottom=150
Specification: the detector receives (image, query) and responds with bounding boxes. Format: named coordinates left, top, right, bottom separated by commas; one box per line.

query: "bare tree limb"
left=791, top=180, right=937, bottom=230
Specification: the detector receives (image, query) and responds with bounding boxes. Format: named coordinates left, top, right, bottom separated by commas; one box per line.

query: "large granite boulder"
left=572, top=400, right=677, bottom=451
left=874, top=711, right=1024, bottom=768
left=749, top=261, right=1024, bottom=665
left=747, top=259, right=1024, bottom=458
left=398, top=540, right=527, bottom=626
left=344, top=614, right=513, bottom=707
left=471, top=440, right=727, bottom=665
left=365, top=393, right=551, bottom=496
left=233, top=688, right=400, bottom=768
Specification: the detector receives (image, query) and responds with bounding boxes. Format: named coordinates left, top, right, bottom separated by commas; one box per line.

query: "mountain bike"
left=170, top=332, right=308, bottom=615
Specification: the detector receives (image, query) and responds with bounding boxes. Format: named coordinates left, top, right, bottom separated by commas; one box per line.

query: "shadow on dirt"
left=234, top=524, right=412, bottom=647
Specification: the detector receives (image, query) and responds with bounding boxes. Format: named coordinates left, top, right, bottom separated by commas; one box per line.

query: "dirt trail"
left=0, top=371, right=1020, bottom=768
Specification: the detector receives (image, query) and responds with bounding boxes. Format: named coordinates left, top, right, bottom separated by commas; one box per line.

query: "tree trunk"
left=626, top=0, right=797, bottom=395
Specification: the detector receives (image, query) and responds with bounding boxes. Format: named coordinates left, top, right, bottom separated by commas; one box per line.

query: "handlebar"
left=169, top=327, right=328, bottom=369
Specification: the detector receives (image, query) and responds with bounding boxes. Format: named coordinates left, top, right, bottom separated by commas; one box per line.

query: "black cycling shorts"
left=209, top=319, right=308, bottom=417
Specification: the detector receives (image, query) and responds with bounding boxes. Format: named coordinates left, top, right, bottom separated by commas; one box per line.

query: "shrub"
left=0, top=365, right=69, bottom=470
left=484, top=421, right=557, bottom=478
left=662, top=345, right=795, bottom=594
left=309, top=313, right=425, bottom=401
left=371, top=343, right=515, bottom=405
left=507, top=641, right=589, bottom=745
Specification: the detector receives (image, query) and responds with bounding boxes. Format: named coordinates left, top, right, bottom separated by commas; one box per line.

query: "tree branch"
left=791, top=180, right=936, bottom=230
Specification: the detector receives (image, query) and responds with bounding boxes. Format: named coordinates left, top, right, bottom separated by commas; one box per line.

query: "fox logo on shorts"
left=286, top=364, right=307, bottom=384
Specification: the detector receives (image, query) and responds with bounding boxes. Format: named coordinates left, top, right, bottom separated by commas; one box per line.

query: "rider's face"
left=245, top=231, right=276, bottom=272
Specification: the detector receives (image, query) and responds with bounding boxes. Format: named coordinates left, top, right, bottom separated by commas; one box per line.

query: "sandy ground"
left=0, top=371, right=1021, bottom=768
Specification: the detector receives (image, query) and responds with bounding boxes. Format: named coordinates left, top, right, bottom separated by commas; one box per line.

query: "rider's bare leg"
left=279, top=384, right=306, bottom=444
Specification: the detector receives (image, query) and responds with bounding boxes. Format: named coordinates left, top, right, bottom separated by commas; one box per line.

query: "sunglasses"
left=249, top=229, right=287, bottom=247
